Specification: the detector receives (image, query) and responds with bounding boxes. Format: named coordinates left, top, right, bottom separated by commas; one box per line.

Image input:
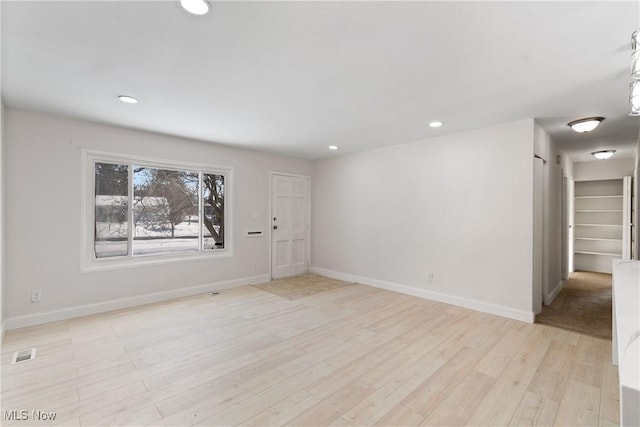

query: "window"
left=95, top=162, right=129, bottom=258
left=132, top=167, right=201, bottom=256
left=87, top=152, right=230, bottom=268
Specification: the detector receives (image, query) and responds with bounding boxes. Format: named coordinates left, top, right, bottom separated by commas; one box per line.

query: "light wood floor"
left=1, top=276, right=619, bottom=426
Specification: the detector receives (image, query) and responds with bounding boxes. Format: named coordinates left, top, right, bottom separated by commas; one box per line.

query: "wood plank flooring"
left=1, top=276, right=619, bottom=426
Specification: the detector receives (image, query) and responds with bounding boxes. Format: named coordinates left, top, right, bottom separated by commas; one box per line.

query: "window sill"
left=81, top=249, right=233, bottom=273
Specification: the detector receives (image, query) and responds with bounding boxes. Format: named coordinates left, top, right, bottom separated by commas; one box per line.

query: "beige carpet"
left=536, top=271, right=612, bottom=340
left=253, top=273, right=354, bottom=300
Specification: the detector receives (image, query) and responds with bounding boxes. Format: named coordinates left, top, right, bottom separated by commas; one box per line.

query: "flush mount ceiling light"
left=429, top=121, right=443, bottom=128
left=591, top=150, right=616, bottom=160
left=630, top=30, right=640, bottom=115
left=328, top=145, right=339, bottom=150
left=180, top=0, right=210, bottom=15
left=118, top=95, right=138, bottom=104
left=567, top=117, right=604, bottom=133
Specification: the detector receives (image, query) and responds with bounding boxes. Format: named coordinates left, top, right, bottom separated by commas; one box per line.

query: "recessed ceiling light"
left=180, top=0, right=210, bottom=15
left=429, top=121, right=443, bottom=128
left=591, top=150, right=616, bottom=160
left=328, top=145, right=339, bottom=150
left=567, top=117, right=604, bottom=133
left=118, top=95, right=138, bottom=104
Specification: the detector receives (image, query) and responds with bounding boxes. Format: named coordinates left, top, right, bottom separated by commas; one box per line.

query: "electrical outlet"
left=426, top=273, right=434, bottom=283
left=30, top=290, right=42, bottom=303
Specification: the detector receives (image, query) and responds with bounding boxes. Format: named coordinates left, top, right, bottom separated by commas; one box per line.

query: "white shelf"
left=575, top=250, right=622, bottom=256
left=574, top=179, right=624, bottom=273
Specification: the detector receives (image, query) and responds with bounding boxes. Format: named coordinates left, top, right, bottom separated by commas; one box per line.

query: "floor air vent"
left=12, top=348, right=36, bottom=364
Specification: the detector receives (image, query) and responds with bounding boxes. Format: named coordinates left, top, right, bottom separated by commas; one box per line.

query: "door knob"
left=273, top=225, right=278, bottom=230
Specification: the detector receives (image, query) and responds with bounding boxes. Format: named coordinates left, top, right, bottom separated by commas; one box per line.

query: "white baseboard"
left=311, top=267, right=535, bottom=323
left=4, top=274, right=270, bottom=331
left=544, top=280, right=563, bottom=306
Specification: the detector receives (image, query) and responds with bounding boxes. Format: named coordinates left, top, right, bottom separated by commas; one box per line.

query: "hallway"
left=536, top=272, right=612, bottom=340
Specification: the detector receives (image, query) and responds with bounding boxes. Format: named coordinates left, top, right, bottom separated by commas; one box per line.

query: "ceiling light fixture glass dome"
left=567, top=117, right=604, bottom=133
left=118, top=95, right=138, bottom=104
left=591, top=150, right=616, bottom=160
left=180, top=0, right=210, bottom=15
left=632, top=30, right=640, bottom=79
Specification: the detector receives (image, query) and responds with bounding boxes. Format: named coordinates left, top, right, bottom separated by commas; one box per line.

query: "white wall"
left=561, top=153, right=575, bottom=273
left=532, top=122, right=547, bottom=315
left=1, top=1, right=5, bottom=337
left=573, top=158, right=634, bottom=181
left=533, top=122, right=549, bottom=161
left=560, top=150, right=574, bottom=181
left=4, top=108, right=313, bottom=328
left=0, top=101, right=4, bottom=337
left=634, top=137, right=639, bottom=260
left=531, top=124, right=569, bottom=308
left=312, top=119, right=535, bottom=322
left=544, top=135, right=568, bottom=304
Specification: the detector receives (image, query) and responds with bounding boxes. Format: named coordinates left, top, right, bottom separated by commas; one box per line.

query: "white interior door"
left=271, top=174, right=309, bottom=279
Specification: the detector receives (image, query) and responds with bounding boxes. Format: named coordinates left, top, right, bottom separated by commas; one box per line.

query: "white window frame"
left=81, top=150, right=233, bottom=272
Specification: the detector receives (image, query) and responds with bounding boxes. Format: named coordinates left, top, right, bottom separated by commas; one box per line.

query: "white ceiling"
left=2, top=1, right=639, bottom=161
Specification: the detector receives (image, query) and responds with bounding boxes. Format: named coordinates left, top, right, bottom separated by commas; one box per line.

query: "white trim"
left=544, top=280, right=564, bottom=306
left=311, top=266, right=535, bottom=323
left=81, top=149, right=233, bottom=272
left=82, top=149, right=233, bottom=173
left=4, top=274, right=270, bottom=331
left=568, top=176, right=575, bottom=272
left=1, top=320, right=6, bottom=340
left=81, top=250, right=233, bottom=273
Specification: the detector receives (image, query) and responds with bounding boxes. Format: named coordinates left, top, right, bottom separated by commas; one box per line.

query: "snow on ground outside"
left=95, top=221, right=219, bottom=257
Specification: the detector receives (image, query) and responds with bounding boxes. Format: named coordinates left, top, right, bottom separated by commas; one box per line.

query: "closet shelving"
left=574, top=179, right=623, bottom=273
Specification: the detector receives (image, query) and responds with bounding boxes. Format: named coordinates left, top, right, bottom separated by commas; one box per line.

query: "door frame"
left=561, top=174, right=568, bottom=280
left=622, top=176, right=632, bottom=260
left=568, top=176, right=575, bottom=273
left=269, top=172, right=311, bottom=280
